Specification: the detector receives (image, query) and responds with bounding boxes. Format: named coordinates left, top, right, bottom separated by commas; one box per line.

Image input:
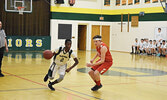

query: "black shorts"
left=0, top=47, right=5, bottom=54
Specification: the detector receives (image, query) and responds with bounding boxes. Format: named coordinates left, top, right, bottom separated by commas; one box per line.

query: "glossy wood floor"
left=0, top=51, right=167, bottom=100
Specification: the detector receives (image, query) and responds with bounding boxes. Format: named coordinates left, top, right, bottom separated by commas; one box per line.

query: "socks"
left=94, top=80, right=101, bottom=86
left=94, top=80, right=97, bottom=84
left=51, top=80, right=58, bottom=85
left=96, top=80, right=101, bottom=86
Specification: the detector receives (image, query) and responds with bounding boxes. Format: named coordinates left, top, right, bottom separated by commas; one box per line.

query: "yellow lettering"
left=16, top=39, right=22, bottom=47
left=8, top=39, right=12, bottom=47
left=25, top=39, right=33, bottom=47
left=36, top=39, right=42, bottom=47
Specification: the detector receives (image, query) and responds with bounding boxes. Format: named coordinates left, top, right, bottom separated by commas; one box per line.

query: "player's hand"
left=86, top=63, right=93, bottom=67
left=159, top=39, right=162, bottom=42
left=90, top=59, right=94, bottom=63
left=6, top=47, right=8, bottom=52
left=66, top=67, right=72, bottom=73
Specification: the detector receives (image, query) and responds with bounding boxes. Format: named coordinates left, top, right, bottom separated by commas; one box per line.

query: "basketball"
left=43, top=50, right=53, bottom=59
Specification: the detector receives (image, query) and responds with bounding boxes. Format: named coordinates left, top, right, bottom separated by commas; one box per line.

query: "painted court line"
left=63, top=87, right=103, bottom=100
left=2, top=73, right=45, bottom=77
left=62, top=82, right=136, bottom=88
left=126, top=77, right=167, bottom=87
left=3, top=71, right=46, bottom=87
left=3, top=71, right=89, bottom=100
left=0, top=88, right=47, bottom=92
left=3, top=71, right=167, bottom=100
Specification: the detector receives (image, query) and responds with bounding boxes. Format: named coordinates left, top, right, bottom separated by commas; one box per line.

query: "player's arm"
left=87, top=46, right=107, bottom=67
left=52, top=47, right=61, bottom=55
left=90, top=53, right=98, bottom=63
left=66, top=57, right=79, bottom=73
left=5, top=38, right=8, bottom=52
left=52, top=49, right=57, bottom=55
left=92, top=46, right=107, bottom=66
left=52, top=50, right=56, bottom=55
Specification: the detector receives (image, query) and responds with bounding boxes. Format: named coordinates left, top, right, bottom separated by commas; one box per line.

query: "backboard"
left=5, top=0, right=32, bottom=13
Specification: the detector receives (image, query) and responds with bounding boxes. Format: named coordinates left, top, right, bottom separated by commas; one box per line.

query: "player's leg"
left=143, top=48, right=146, bottom=54
left=0, top=54, right=4, bottom=77
left=48, top=74, right=65, bottom=91
left=137, top=46, right=140, bottom=54
left=94, top=70, right=100, bottom=84
left=135, top=46, right=138, bottom=54
left=147, top=48, right=150, bottom=55
left=94, top=70, right=101, bottom=84
left=44, top=62, right=56, bottom=82
left=88, top=69, right=96, bottom=83
left=89, top=65, right=100, bottom=85
left=53, top=64, right=67, bottom=84
left=150, top=48, right=153, bottom=55
left=48, top=64, right=66, bottom=91
left=91, top=62, right=112, bottom=91
left=153, top=48, right=156, bottom=54
left=47, top=64, right=58, bottom=91
left=139, top=48, right=143, bottom=54
left=145, top=48, right=148, bottom=54
left=162, top=48, right=166, bottom=56
left=0, top=47, right=4, bottom=77
left=130, top=45, right=134, bottom=54
left=159, top=48, right=162, bottom=56
left=157, top=46, right=161, bottom=56
left=152, top=48, right=154, bottom=54
left=148, top=48, right=151, bottom=55
left=89, top=70, right=101, bottom=91
left=88, top=70, right=95, bottom=80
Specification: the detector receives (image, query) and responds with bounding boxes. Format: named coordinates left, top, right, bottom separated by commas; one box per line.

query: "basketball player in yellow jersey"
left=44, top=39, right=79, bottom=91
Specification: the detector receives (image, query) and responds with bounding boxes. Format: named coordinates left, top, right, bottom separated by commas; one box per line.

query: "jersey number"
left=60, top=58, right=64, bottom=62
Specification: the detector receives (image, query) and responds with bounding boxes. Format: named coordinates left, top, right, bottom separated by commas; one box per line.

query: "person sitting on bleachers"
left=130, top=38, right=139, bottom=54
left=146, top=40, right=153, bottom=55
left=160, top=40, right=166, bottom=57
left=143, top=38, right=149, bottom=55
left=152, top=40, right=157, bottom=55
left=139, top=39, right=144, bottom=54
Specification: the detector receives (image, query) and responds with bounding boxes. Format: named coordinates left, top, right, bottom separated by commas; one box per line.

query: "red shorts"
left=91, top=59, right=113, bottom=75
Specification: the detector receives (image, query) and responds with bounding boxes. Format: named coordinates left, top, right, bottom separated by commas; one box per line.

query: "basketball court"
left=0, top=51, right=167, bottom=100
left=1, top=0, right=167, bottom=100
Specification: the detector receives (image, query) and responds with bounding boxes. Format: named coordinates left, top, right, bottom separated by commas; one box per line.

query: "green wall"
left=7, top=36, right=51, bottom=51
left=51, top=12, right=167, bottom=21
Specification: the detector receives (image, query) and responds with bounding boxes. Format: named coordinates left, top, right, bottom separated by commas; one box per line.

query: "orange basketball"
left=43, top=50, right=53, bottom=59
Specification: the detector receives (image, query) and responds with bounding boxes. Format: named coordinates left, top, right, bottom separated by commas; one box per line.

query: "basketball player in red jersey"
left=86, top=35, right=113, bottom=91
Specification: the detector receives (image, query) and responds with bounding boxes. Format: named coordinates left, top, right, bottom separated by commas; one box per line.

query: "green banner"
left=6, top=36, right=51, bottom=51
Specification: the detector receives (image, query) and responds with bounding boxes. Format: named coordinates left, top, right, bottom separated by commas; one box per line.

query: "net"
left=17, top=7, right=24, bottom=15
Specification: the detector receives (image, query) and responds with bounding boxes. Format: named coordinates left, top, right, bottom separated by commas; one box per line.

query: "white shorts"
left=161, top=45, right=166, bottom=49
left=152, top=45, right=156, bottom=49
left=50, top=64, right=67, bottom=79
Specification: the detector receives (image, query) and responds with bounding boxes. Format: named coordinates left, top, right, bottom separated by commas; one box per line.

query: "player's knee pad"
left=57, top=75, right=64, bottom=82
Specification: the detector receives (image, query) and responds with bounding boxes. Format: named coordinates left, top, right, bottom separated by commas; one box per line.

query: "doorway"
left=78, top=25, right=87, bottom=50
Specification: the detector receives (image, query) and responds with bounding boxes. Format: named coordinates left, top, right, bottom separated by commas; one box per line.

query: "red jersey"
left=96, top=42, right=113, bottom=62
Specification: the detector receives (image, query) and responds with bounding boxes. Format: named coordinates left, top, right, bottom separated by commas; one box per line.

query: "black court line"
left=63, top=87, right=103, bottom=100
left=0, top=88, right=47, bottom=92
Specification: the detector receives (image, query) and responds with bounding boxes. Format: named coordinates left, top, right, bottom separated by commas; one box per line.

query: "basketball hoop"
left=17, top=7, right=24, bottom=15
